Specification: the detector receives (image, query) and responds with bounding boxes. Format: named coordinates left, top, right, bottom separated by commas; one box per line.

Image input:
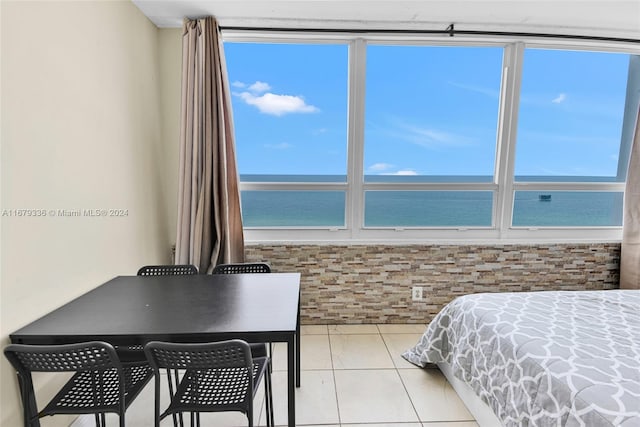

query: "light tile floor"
left=114, top=324, right=478, bottom=426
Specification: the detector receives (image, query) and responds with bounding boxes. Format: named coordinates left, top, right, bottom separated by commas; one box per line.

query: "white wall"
left=0, top=1, right=173, bottom=425
left=158, top=27, right=184, bottom=245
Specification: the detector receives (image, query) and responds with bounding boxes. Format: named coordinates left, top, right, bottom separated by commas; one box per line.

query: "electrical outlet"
left=412, top=286, right=423, bottom=301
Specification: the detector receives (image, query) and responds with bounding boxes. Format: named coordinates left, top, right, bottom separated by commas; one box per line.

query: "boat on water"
left=539, top=194, right=552, bottom=201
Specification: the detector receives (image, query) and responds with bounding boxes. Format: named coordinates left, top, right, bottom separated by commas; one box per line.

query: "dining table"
left=10, top=272, right=301, bottom=427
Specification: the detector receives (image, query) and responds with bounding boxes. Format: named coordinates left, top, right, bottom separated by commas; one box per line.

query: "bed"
left=402, top=290, right=640, bottom=426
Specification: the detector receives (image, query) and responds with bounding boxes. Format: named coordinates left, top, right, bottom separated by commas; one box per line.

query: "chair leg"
left=166, top=368, right=183, bottom=427
left=265, top=360, right=274, bottom=427
left=19, top=377, right=39, bottom=427
left=166, top=369, right=186, bottom=427
left=188, top=411, right=201, bottom=427
left=154, top=376, right=162, bottom=427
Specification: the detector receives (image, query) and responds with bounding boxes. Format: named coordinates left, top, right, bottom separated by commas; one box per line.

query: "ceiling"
left=132, top=0, right=640, bottom=40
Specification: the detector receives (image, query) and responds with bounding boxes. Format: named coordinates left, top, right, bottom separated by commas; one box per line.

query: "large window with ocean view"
left=225, top=42, right=349, bottom=227
left=223, top=33, right=639, bottom=241
left=363, top=45, right=503, bottom=227
left=513, top=49, right=640, bottom=227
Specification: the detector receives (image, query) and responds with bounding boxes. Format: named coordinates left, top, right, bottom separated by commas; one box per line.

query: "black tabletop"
left=10, top=273, right=301, bottom=346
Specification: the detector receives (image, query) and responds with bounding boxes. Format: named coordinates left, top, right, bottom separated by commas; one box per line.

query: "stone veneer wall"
left=245, top=242, right=620, bottom=325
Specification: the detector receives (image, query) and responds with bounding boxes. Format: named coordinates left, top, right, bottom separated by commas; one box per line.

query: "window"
left=513, top=48, right=639, bottom=227
left=364, top=45, right=503, bottom=227
left=365, top=45, right=502, bottom=180
left=223, top=34, right=640, bottom=242
left=225, top=42, right=349, bottom=227
left=364, top=191, right=494, bottom=227
left=512, top=191, right=624, bottom=227
left=516, top=49, right=632, bottom=181
left=241, top=190, right=345, bottom=227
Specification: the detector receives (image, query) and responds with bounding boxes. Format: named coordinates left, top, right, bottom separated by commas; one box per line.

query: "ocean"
left=239, top=175, right=624, bottom=228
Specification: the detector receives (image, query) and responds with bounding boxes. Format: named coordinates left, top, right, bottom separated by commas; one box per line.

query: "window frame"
left=222, top=31, right=640, bottom=243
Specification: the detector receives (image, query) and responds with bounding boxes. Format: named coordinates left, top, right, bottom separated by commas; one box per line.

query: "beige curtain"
left=620, top=105, right=640, bottom=289
left=175, top=17, right=244, bottom=273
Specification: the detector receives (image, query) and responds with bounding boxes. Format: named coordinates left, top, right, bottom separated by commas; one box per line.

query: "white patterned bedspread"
left=403, top=290, right=640, bottom=426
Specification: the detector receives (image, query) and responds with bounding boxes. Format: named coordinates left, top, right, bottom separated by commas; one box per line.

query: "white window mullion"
left=346, top=38, right=367, bottom=239
left=494, top=42, right=524, bottom=237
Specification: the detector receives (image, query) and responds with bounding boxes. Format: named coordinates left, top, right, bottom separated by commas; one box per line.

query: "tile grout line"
left=297, top=325, right=475, bottom=427
left=327, top=326, right=343, bottom=426
left=379, top=325, right=424, bottom=425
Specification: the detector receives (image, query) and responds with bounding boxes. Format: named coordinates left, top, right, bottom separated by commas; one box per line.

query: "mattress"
left=403, top=290, right=640, bottom=426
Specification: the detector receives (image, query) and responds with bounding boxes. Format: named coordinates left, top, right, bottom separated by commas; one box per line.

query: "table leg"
left=287, top=335, right=296, bottom=427
left=296, top=298, right=301, bottom=388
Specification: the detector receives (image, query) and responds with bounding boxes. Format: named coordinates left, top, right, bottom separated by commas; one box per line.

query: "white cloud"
left=447, top=81, right=499, bottom=99
left=264, top=142, right=292, bottom=150
left=368, top=163, right=394, bottom=172
left=391, top=170, right=418, bottom=176
left=370, top=118, right=476, bottom=151
left=248, top=81, right=271, bottom=93
left=233, top=80, right=319, bottom=116
left=552, top=93, right=567, bottom=104
left=397, top=123, right=473, bottom=148
left=411, top=127, right=453, bottom=143
left=237, top=92, right=319, bottom=116
left=368, top=163, right=418, bottom=176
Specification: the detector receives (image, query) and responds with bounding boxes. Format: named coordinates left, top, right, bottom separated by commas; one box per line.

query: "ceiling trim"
left=218, top=23, right=640, bottom=44
left=132, top=0, right=640, bottom=41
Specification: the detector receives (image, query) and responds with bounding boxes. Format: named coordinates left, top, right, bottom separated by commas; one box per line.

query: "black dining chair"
left=212, top=262, right=271, bottom=274
left=144, top=340, right=273, bottom=427
left=4, top=341, right=153, bottom=427
left=134, top=263, right=200, bottom=427
left=115, top=264, right=200, bottom=363
left=212, top=262, right=272, bottom=360
left=137, top=264, right=198, bottom=276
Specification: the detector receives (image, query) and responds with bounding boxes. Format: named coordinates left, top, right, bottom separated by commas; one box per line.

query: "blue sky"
left=517, top=49, right=628, bottom=178
left=224, top=42, right=631, bottom=180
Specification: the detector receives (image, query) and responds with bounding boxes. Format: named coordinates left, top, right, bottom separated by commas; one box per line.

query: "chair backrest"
left=4, top=341, right=120, bottom=374
left=144, top=339, right=253, bottom=371
left=137, top=264, right=198, bottom=276
left=212, top=262, right=271, bottom=274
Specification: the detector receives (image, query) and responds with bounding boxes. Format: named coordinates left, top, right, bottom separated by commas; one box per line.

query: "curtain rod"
left=219, top=23, right=640, bottom=45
